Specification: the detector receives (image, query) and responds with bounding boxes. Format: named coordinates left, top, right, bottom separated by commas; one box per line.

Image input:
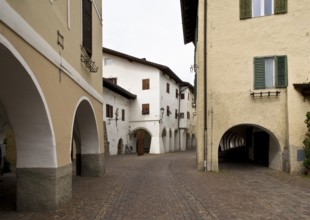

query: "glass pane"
left=253, top=0, right=262, bottom=17
left=264, top=0, right=273, bottom=15
left=265, top=58, right=274, bottom=88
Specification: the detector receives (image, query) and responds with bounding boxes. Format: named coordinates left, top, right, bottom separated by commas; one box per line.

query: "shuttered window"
left=82, top=0, right=92, bottom=56
left=166, top=83, right=170, bottom=93
left=175, top=109, right=178, bottom=119
left=142, top=79, right=150, bottom=90
left=240, top=0, right=252, bottom=19
left=254, top=56, right=287, bottom=89
left=240, top=0, right=287, bottom=19
left=274, top=0, right=287, bottom=14
left=142, top=104, right=149, bottom=115
left=122, top=109, right=125, bottom=121
left=106, top=104, right=113, bottom=118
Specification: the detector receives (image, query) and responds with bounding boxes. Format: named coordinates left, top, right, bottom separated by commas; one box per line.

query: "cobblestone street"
left=1, top=150, right=310, bottom=219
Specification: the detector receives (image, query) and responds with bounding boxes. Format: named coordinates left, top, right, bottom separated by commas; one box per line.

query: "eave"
left=180, top=0, right=198, bottom=44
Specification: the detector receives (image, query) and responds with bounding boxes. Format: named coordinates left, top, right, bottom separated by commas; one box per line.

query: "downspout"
left=203, top=0, right=208, bottom=172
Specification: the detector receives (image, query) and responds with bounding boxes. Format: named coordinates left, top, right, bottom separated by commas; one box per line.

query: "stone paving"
left=1, top=150, right=310, bottom=219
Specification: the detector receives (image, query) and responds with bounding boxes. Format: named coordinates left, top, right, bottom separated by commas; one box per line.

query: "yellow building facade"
left=0, top=0, right=104, bottom=211
left=181, top=0, right=310, bottom=174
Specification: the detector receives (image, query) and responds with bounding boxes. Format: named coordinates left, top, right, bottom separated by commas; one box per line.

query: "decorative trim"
left=0, top=1, right=103, bottom=103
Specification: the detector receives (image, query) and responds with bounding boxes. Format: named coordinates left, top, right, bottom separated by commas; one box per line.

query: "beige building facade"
left=0, top=0, right=104, bottom=211
left=181, top=0, right=310, bottom=174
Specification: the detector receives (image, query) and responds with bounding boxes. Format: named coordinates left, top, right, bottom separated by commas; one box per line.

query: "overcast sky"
left=102, top=0, right=195, bottom=84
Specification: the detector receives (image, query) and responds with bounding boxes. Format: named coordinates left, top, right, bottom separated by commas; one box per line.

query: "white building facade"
left=103, top=48, right=196, bottom=155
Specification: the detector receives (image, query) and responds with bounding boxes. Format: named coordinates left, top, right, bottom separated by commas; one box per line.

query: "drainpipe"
left=203, top=0, right=208, bottom=172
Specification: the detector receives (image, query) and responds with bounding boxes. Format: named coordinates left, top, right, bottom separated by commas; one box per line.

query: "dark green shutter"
left=254, top=58, right=265, bottom=89
left=83, top=0, right=92, bottom=56
left=274, top=0, right=287, bottom=14
left=276, top=56, right=288, bottom=88
left=240, top=0, right=252, bottom=20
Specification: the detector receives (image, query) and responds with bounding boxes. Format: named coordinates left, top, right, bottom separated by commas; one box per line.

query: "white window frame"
left=252, top=0, right=274, bottom=17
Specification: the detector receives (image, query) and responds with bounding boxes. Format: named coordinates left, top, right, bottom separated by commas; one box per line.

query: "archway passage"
left=71, top=99, right=101, bottom=177
left=135, top=129, right=151, bottom=156
left=117, top=139, right=123, bottom=155
left=219, top=125, right=280, bottom=170
left=0, top=40, right=60, bottom=211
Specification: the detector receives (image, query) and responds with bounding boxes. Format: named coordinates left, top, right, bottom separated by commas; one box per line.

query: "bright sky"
left=102, top=0, right=195, bottom=85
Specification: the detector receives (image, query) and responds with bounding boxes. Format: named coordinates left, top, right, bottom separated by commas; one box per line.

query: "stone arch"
left=0, top=36, right=59, bottom=210
left=133, top=128, right=152, bottom=156
left=71, top=97, right=100, bottom=176
left=218, top=124, right=281, bottom=170
left=117, top=138, right=124, bottom=155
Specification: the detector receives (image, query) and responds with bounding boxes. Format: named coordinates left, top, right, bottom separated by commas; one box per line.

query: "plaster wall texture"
left=103, top=53, right=193, bottom=153
left=0, top=1, right=104, bottom=168
left=103, top=87, right=131, bottom=155
left=195, top=0, right=310, bottom=173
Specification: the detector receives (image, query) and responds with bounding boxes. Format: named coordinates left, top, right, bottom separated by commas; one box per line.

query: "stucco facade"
left=0, top=0, right=104, bottom=210
left=181, top=0, right=310, bottom=174
left=103, top=48, right=196, bottom=155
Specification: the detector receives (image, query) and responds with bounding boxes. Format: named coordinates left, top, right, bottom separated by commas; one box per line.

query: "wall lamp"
left=159, top=107, right=165, bottom=123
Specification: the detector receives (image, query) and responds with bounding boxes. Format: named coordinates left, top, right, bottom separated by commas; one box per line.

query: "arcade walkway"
left=1, top=151, right=310, bottom=219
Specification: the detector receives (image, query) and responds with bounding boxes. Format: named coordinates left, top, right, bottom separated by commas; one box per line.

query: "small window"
left=166, top=83, right=170, bottom=93
left=167, top=106, right=171, bottom=116
left=180, top=112, right=184, bottom=119
left=180, top=93, right=185, bottom=99
left=240, top=0, right=287, bottom=19
left=254, top=56, right=287, bottom=89
left=106, top=104, right=113, bottom=118
left=142, top=104, right=150, bottom=115
left=104, top=58, right=112, bottom=66
left=176, top=89, right=179, bottom=98
left=122, top=109, right=125, bottom=121
left=175, top=109, right=178, bottom=119
left=187, top=112, right=190, bottom=119
left=107, top=77, right=117, bottom=84
left=142, top=79, right=150, bottom=90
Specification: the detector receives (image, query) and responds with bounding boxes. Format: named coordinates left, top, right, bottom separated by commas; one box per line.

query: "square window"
left=142, top=79, right=150, bottom=90
left=142, top=104, right=150, bottom=115
left=254, top=56, right=287, bottom=89
left=252, top=0, right=273, bottom=17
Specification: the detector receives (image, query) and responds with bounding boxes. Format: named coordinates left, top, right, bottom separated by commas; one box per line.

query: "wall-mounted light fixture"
left=159, top=107, right=165, bottom=123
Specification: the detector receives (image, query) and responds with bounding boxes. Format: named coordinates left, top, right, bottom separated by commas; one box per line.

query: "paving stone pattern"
left=1, top=151, right=310, bottom=219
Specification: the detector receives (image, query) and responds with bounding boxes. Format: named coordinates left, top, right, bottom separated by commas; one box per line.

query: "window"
left=104, top=58, right=112, bottom=66
left=106, top=104, right=113, bottom=118
left=175, top=109, right=178, bottom=119
left=176, top=89, right=179, bottom=98
left=82, top=0, right=92, bottom=56
left=180, top=93, right=185, bottom=99
left=142, top=79, right=150, bottom=90
left=187, top=112, right=190, bottom=119
left=166, top=83, right=170, bottom=93
left=240, top=0, right=287, bottom=19
left=142, top=104, right=149, bottom=115
left=122, top=109, right=125, bottom=121
left=254, top=56, right=287, bottom=89
left=167, top=106, right=171, bottom=116
left=108, top=78, right=117, bottom=84
left=180, top=112, right=184, bottom=119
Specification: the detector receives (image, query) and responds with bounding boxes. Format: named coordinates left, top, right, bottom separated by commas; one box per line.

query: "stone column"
left=81, top=153, right=105, bottom=176
left=16, top=163, right=72, bottom=211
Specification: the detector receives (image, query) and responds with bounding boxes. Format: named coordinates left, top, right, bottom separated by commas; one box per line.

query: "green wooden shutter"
left=274, top=0, right=287, bottom=14
left=276, top=56, right=288, bottom=88
left=240, top=0, right=252, bottom=19
left=254, top=58, right=265, bottom=89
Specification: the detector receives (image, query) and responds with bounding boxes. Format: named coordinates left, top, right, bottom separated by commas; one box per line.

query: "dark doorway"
left=253, top=132, right=269, bottom=166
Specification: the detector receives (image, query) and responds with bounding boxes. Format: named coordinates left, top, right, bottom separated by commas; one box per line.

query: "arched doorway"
left=117, top=138, right=124, bottom=155
left=135, top=129, right=151, bottom=156
left=191, top=134, right=196, bottom=149
left=0, top=38, right=58, bottom=210
left=218, top=124, right=281, bottom=170
left=71, top=98, right=100, bottom=176
left=162, top=128, right=167, bottom=153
